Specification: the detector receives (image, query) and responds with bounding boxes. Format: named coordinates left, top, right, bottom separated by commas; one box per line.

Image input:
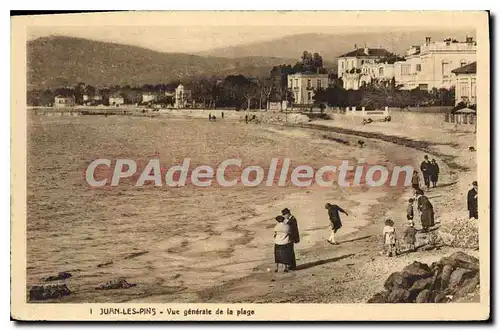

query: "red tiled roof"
left=339, top=48, right=391, bottom=58
left=451, top=62, right=476, bottom=74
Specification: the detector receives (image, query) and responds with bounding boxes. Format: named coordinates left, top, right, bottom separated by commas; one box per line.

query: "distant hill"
left=197, top=30, right=476, bottom=61
left=27, top=36, right=298, bottom=90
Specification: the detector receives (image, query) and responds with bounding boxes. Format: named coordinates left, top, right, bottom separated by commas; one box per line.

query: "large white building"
left=337, top=47, right=392, bottom=90
left=394, top=36, right=477, bottom=90
left=287, top=73, right=329, bottom=105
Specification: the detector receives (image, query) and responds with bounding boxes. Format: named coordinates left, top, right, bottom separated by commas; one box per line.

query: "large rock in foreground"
left=368, top=252, right=479, bottom=303
left=29, top=284, right=71, bottom=301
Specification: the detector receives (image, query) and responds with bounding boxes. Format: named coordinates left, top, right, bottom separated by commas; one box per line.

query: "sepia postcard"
left=11, top=11, right=490, bottom=321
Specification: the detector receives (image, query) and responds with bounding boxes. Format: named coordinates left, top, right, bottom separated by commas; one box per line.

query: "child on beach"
left=403, top=220, right=417, bottom=252
left=407, top=198, right=415, bottom=221
left=382, top=219, right=397, bottom=257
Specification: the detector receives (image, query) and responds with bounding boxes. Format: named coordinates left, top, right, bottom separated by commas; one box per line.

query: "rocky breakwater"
left=368, top=251, right=480, bottom=303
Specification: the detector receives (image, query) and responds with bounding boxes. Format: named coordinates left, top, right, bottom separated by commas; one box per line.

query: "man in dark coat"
left=325, top=203, right=349, bottom=245
left=281, top=208, right=300, bottom=270
left=429, top=159, right=440, bottom=188
left=420, top=155, right=432, bottom=189
left=467, top=181, right=478, bottom=219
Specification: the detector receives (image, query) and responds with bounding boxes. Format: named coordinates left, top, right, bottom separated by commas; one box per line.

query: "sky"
left=26, top=25, right=469, bottom=54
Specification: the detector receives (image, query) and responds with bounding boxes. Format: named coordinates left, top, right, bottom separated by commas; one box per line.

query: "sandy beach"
left=26, top=110, right=478, bottom=303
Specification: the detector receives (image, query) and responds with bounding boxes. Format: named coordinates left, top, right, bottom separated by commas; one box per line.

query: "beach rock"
left=401, top=261, right=433, bottom=286
left=43, top=272, right=72, bottom=282
left=95, top=278, right=137, bottom=290
left=409, top=276, right=434, bottom=300
left=447, top=268, right=476, bottom=293
left=387, top=288, right=410, bottom=303
left=415, top=289, right=431, bottom=303
left=383, top=272, right=410, bottom=291
left=453, top=273, right=480, bottom=300
left=367, top=291, right=389, bottom=303
left=29, top=284, right=71, bottom=301
left=440, top=264, right=454, bottom=291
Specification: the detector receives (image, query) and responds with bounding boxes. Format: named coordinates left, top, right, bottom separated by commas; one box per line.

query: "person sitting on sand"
left=403, top=220, right=417, bottom=252
left=273, top=215, right=293, bottom=273
left=416, top=189, right=435, bottom=232
left=382, top=219, right=397, bottom=257
left=407, top=198, right=415, bottom=221
left=325, top=203, right=348, bottom=245
left=411, top=170, right=420, bottom=192
left=281, top=208, right=299, bottom=270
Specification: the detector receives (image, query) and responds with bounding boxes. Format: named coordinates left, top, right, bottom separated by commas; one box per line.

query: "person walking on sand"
left=325, top=203, right=349, bottom=245
left=407, top=198, right=415, bottom=221
left=221, top=111, right=224, bottom=119
left=416, top=189, right=435, bottom=232
left=467, top=181, right=478, bottom=219
left=382, top=219, right=397, bottom=257
left=403, top=220, right=417, bottom=252
left=420, top=155, right=432, bottom=189
left=430, top=159, right=440, bottom=188
left=281, top=208, right=299, bottom=270
left=411, top=170, right=420, bottom=192
left=273, top=215, right=293, bottom=273
left=209, top=113, right=212, bottom=121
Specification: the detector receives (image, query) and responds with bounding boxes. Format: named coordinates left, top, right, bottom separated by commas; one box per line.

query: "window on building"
left=471, top=78, right=476, bottom=99
left=379, top=67, right=384, bottom=76
left=341, top=61, right=344, bottom=69
left=416, top=64, right=422, bottom=72
left=460, top=82, right=470, bottom=100
left=307, top=79, right=312, bottom=88
left=317, top=79, right=322, bottom=89
left=361, top=60, right=364, bottom=65
left=442, top=62, right=450, bottom=78
left=295, top=79, right=298, bottom=87
left=401, top=65, right=411, bottom=76
left=351, top=60, right=355, bottom=68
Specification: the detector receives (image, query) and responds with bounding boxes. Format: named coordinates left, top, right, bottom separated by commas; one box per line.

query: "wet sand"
left=26, top=113, right=477, bottom=303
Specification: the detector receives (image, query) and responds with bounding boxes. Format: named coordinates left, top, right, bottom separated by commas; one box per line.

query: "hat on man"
left=281, top=208, right=291, bottom=215
left=472, top=181, right=478, bottom=186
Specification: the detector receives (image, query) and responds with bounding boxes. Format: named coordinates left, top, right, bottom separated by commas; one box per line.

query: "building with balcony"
left=395, top=36, right=477, bottom=90
left=287, top=73, right=329, bottom=104
left=452, top=61, right=476, bottom=106
left=337, top=47, right=392, bottom=90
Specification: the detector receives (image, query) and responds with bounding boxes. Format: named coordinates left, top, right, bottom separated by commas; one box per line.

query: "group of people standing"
left=419, top=155, right=440, bottom=189
left=273, top=203, right=351, bottom=272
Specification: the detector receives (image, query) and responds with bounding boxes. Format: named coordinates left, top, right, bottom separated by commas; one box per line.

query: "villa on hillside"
left=287, top=72, right=329, bottom=105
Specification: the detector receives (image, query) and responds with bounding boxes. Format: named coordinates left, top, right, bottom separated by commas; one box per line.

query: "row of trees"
left=314, top=79, right=455, bottom=109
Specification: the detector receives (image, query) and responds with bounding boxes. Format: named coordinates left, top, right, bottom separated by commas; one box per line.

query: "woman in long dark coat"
left=416, top=189, right=435, bottom=231
left=273, top=215, right=293, bottom=272
left=429, top=159, right=440, bottom=188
